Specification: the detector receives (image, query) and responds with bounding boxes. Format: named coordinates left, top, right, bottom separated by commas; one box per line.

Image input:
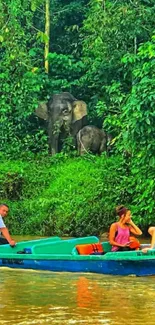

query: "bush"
left=0, top=154, right=134, bottom=236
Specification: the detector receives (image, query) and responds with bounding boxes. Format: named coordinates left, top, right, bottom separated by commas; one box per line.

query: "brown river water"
left=0, top=236, right=155, bottom=325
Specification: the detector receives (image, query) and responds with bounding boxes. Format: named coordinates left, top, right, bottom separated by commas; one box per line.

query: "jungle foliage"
left=0, top=0, right=155, bottom=234
left=0, top=154, right=145, bottom=236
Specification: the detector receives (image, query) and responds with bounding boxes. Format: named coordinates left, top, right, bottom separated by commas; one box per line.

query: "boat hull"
left=1, top=257, right=155, bottom=276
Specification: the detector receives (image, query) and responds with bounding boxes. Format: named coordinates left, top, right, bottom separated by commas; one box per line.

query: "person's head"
left=116, top=205, right=131, bottom=223
left=0, top=204, right=9, bottom=217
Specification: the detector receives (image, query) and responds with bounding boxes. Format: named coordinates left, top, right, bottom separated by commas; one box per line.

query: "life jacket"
left=76, top=243, right=104, bottom=255
left=129, top=236, right=140, bottom=250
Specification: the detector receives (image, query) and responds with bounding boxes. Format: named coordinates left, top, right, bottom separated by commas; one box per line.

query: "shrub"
left=0, top=154, right=135, bottom=236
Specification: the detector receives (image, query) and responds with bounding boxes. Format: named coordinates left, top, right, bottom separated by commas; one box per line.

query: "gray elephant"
left=77, top=125, right=109, bottom=155
left=35, top=92, right=87, bottom=155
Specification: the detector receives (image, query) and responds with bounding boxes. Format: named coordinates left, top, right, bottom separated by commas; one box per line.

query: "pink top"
left=111, top=223, right=130, bottom=252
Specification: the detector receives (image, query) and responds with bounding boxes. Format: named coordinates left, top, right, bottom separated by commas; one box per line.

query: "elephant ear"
left=72, top=100, right=87, bottom=123
left=35, top=102, right=48, bottom=120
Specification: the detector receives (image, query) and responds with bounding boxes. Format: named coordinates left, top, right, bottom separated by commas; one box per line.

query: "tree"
left=81, top=0, right=155, bottom=126
left=44, top=0, right=50, bottom=73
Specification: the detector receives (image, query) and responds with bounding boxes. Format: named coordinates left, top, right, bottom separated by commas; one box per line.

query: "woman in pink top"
left=109, top=205, right=142, bottom=252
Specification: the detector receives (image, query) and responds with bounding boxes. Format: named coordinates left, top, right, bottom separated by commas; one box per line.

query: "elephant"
left=77, top=125, right=110, bottom=156
left=35, top=92, right=87, bottom=155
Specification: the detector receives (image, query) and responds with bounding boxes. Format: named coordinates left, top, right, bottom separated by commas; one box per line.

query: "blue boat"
left=0, top=236, right=154, bottom=276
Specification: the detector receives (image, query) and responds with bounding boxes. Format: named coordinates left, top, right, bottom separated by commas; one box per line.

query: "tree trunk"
left=134, top=36, right=137, bottom=55
left=44, top=0, right=50, bottom=73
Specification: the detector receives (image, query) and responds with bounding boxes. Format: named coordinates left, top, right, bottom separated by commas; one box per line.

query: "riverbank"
left=0, top=154, right=152, bottom=236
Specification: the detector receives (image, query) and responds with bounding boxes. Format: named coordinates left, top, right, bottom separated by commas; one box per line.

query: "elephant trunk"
left=48, top=120, right=60, bottom=155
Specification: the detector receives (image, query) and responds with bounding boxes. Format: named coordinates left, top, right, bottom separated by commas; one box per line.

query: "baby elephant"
left=77, top=125, right=108, bottom=155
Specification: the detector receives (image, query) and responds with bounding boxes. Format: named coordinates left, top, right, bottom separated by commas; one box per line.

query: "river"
left=0, top=236, right=154, bottom=325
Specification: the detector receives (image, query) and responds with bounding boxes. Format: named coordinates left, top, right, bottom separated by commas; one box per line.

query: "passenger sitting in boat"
left=142, top=227, right=155, bottom=253
left=109, top=205, right=142, bottom=252
left=0, top=203, right=16, bottom=246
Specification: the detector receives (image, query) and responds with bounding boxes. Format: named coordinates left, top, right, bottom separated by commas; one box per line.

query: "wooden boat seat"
left=31, top=236, right=99, bottom=255
left=0, top=237, right=62, bottom=255
left=102, top=241, right=112, bottom=252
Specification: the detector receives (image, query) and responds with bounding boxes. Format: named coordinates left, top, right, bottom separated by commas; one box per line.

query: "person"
left=0, top=203, right=16, bottom=246
left=109, top=205, right=142, bottom=252
left=142, top=227, right=155, bottom=253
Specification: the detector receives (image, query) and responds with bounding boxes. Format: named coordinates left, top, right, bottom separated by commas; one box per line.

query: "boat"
left=0, top=236, right=154, bottom=276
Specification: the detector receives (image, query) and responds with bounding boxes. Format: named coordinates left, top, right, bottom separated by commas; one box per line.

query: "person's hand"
left=122, top=242, right=130, bottom=247
left=142, top=247, right=153, bottom=253
left=9, top=240, right=16, bottom=247
left=127, top=217, right=132, bottom=225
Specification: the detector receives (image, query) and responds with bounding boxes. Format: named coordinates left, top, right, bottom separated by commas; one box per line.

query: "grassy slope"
left=0, top=154, right=130, bottom=236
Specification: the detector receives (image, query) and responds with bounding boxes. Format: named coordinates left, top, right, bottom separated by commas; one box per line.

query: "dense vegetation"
left=0, top=0, right=155, bottom=235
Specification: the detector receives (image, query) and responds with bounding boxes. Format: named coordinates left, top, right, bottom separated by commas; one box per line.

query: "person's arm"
left=129, top=220, right=142, bottom=236
left=109, top=223, right=128, bottom=247
left=0, top=227, right=16, bottom=246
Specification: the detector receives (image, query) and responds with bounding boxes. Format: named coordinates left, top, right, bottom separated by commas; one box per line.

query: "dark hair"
left=0, top=203, right=9, bottom=209
left=116, top=205, right=128, bottom=217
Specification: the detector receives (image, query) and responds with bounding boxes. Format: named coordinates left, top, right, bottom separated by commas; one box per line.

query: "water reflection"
left=0, top=268, right=155, bottom=325
left=76, top=276, right=102, bottom=309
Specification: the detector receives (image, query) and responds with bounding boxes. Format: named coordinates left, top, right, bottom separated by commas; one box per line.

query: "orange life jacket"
left=76, top=243, right=104, bottom=255
left=129, top=236, right=140, bottom=250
